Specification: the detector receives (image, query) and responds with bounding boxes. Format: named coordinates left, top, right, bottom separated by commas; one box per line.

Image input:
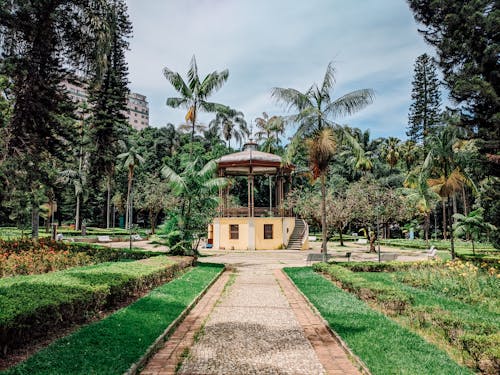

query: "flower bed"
left=0, top=239, right=167, bottom=277
left=0, top=256, right=192, bottom=356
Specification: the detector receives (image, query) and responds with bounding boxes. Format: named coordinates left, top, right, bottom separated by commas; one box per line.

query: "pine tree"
left=407, top=53, right=442, bottom=148
left=0, top=0, right=102, bottom=238
left=88, top=0, right=132, bottom=228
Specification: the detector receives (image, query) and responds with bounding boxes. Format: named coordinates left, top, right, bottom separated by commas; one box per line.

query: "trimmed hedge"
left=313, top=262, right=412, bottom=314
left=332, top=260, right=435, bottom=273
left=0, top=256, right=192, bottom=355
left=2, top=263, right=224, bottom=375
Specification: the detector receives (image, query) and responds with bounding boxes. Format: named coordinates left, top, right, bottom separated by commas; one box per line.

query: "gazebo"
left=208, top=141, right=308, bottom=250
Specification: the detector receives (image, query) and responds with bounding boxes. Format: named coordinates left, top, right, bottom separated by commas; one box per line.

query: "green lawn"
left=2, top=263, right=223, bottom=375
left=285, top=267, right=471, bottom=375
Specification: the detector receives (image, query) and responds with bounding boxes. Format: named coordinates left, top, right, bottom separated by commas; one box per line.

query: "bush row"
left=313, top=262, right=412, bottom=314
left=0, top=256, right=192, bottom=356
left=3, top=263, right=224, bottom=375
left=332, top=260, right=436, bottom=273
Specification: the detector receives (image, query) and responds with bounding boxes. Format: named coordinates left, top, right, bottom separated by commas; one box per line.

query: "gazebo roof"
left=217, top=141, right=293, bottom=176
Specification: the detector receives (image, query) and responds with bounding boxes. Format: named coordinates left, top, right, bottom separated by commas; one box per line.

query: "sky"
left=125, top=0, right=435, bottom=140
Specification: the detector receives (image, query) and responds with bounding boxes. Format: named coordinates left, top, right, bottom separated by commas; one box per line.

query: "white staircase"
left=287, top=218, right=307, bottom=250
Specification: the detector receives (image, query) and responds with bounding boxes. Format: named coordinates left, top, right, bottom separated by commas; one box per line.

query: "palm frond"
left=198, top=159, right=217, bottom=178
left=203, top=177, right=228, bottom=190
left=187, top=55, right=199, bottom=89
left=326, top=89, right=375, bottom=119
left=166, top=97, right=189, bottom=109
left=161, top=165, right=186, bottom=194
left=320, top=62, right=336, bottom=97
left=199, top=70, right=229, bottom=96
left=271, top=87, right=311, bottom=112
left=163, top=68, right=191, bottom=98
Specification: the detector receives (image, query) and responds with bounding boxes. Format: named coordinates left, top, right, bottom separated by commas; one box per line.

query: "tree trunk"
left=75, top=194, right=81, bottom=231
left=471, top=237, right=475, bottom=255
left=424, top=212, right=430, bottom=244
left=461, top=185, right=468, bottom=216
left=339, top=226, right=344, bottom=246
left=125, top=171, right=132, bottom=230
left=31, top=205, right=39, bottom=240
left=106, top=176, right=111, bottom=229
left=448, top=197, right=455, bottom=260
left=321, top=174, right=328, bottom=257
left=369, top=229, right=376, bottom=253
left=442, top=199, right=447, bottom=240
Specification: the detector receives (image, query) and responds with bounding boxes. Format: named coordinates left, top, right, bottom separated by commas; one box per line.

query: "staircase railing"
left=299, top=219, right=308, bottom=248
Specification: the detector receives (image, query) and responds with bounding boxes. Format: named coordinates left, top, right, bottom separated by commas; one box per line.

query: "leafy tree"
left=453, top=208, right=496, bottom=254
left=381, top=137, right=401, bottom=170
left=272, top=62, right=374, bottom=256
left=163, top=56, right=229, bottom=154
left=407, top=53, right=442, bottom=147
left=88, top=0, right=132, bottom=228
left=161, top=158, right=227, bottom=254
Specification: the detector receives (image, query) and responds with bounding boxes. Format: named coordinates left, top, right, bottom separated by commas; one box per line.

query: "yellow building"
left=208, top=141, right=308, bottom=250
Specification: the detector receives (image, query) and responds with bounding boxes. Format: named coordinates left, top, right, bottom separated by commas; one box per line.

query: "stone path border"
left=140, top=271, right=230, bottom=375
left=275, top=270, right=364, bottom=375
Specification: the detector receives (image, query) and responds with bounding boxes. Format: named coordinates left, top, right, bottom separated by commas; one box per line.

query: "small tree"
left=118, top=147, right=144, bottom=229
left=453, top=208, right=496, bottom=255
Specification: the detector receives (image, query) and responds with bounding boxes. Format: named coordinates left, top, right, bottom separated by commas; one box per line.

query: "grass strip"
left=284, top=267, right=471, bottom=375
left=356, top=271, right=500, bottom=372
left=2, top=263, right=223, bottom=375
left=0, top=256, right=190, bottom=354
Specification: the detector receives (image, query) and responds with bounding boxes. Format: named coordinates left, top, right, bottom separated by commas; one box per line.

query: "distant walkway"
left=142, top=251, right=362, bottom=374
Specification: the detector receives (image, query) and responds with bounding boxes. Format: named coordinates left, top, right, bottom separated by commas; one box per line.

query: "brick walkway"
left=141, top=272, right=231, bottom=375
left=141, top=252, right=362, bottom=374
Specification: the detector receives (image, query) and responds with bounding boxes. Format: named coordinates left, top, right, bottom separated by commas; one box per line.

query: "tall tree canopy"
left=407, top=53, right=442, bottom=147
left=407, top=0, right=499, bottom=147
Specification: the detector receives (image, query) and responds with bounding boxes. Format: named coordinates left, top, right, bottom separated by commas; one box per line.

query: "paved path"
left=142, top=251, right=362, bottom=374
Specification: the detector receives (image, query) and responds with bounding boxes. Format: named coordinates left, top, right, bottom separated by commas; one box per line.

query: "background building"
left=63, top=80, right=149, bottom=130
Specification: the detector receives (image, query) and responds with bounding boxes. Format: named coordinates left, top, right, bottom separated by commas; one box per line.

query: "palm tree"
left=453, top=208, right=496, bottom=255
left=58, top=168, right=87, bottom=231
left=404, top=164, right=439, bottom=244
left=272, top=62, right=375, bottom=256
left=118, top=147, right=145, bottom=229
left=399, top=140, right=420, bottom=172
left=209, top=108, right=249, bottom=149
left=382, top=137, right=401, bottom=169
left=254, top=112, right=286, bottom=153
left=161, top=158, right=227, bottom=254
left=163, top=56, right=229, bottom=154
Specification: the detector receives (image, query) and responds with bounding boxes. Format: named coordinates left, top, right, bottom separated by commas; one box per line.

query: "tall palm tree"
left=209, top=108, right=249, bottom=149
left=163, top=56, right=229, bottom=154
left=272, top=62, right=375, bottom=256
left=118, top=147, right=145, bottom=229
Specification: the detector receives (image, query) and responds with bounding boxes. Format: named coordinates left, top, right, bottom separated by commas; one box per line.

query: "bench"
left=379, top=253, right=398, bottom=261
left=306, top=253, right=332, bottom=265
left=131, top=234, right=142, bottom=241
left=97, top=235, right=112, bottom=243
left=427, top=246, right=437, bottom=259
left=356, top=238, right=368, bottom=245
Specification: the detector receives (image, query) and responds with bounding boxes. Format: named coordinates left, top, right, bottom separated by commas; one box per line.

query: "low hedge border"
left=331, top=260, right=436, bottom=273
left=0, top=256, right=192, bottom=356
left=2, top=263, right=224, bottom=375
left=313, top=262, right=412, bottom=314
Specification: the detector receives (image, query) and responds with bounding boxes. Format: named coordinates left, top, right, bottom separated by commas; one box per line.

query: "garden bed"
left=2, top=263, right=223, bottom=375
left=0, top=256, right=192, bottom=356
left=285, top=267, right=471, bottom=375
left=0, top=239, right=167, bottom=277
left=312, top=261, right=499, bottom=374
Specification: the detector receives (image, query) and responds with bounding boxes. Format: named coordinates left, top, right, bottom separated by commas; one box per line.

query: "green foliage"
left=285, top=267, right=470, bottom=374
left=2, top=263, right=223, bottom=375
left=0, top=256, right=187, bottom=356
left=407, top=53, right=442, bottom=146
left=313, top=262, right=412, bottom=313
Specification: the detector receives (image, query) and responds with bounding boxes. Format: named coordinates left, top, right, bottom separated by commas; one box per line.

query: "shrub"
left=0, top=256, right=192, bottom=355
left=313, top=262, right=412, bottom=314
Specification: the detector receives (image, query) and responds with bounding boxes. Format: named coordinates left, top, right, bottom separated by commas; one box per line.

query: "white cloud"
left=125, top=0, right=435, bottom=140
